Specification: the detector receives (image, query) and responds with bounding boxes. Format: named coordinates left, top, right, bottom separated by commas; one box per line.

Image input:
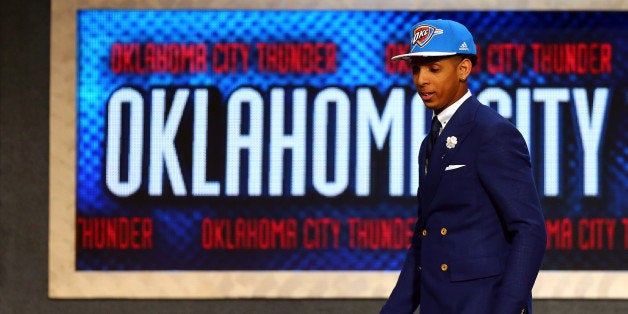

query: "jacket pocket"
left=448, top=256, right=504, bottom=282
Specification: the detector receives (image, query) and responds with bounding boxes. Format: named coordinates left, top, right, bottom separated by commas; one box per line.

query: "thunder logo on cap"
left=412, top=25, right=444, bottom=48
left=391, top=19, right=476, bottom=61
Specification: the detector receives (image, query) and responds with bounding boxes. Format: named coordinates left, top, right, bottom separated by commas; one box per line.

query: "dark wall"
left=0, top=0, right=627, bottom=313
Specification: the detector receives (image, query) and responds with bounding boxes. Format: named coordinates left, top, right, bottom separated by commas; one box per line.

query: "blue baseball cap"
left=391, top=19, right=476, bottom=60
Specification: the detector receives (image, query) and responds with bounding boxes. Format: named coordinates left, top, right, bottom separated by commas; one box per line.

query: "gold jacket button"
left=440, top=263, right=448, bottom=271
left=440, top=228, right=447, bottom=235
left=421, top=229, right=427, bottom=236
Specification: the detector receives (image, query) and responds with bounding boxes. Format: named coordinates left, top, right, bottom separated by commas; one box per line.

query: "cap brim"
left=391, top=51, right=457, bottom=60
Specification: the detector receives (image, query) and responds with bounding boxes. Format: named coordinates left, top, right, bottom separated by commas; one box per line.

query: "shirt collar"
left=435, top=90, right=471, bottom=131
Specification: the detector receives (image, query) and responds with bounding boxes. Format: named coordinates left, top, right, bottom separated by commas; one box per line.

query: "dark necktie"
left=426, top=116, right=442, bottom=162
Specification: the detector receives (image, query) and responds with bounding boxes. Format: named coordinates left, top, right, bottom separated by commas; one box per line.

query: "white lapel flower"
left=446, top=136, right=458, bottom=149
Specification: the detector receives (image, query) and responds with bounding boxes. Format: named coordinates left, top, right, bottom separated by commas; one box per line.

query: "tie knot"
left=430, top=116, right=441, bottom=136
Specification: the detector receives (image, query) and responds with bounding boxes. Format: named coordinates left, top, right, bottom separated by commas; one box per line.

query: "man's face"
left=409, top=56, right=470, bottom=114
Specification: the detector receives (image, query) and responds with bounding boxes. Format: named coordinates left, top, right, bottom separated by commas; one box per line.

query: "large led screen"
left=51, top=9, right=628, bottom=298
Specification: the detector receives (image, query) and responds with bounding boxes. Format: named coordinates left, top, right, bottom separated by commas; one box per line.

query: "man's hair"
left=459, top=54, right=477, bottom=67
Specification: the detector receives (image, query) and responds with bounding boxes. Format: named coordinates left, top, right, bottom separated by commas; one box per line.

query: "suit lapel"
left=420, top=97, right=480, bottom=210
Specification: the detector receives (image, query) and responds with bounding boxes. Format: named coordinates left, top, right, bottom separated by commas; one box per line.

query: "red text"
left=531, top=42, right=612, bottom=74
left=256, top=42, right=337, bottom=74
left=201, top=218, right=298, bottom=249
left=110, top=43, right=207, bottom=74
left=347, top=217, right=415, bottom=250
left=212, top=43, right=250, bottom=73
left=77, top=217, right=153, bottom=249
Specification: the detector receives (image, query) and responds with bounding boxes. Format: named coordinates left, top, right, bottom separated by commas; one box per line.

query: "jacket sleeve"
left=380, top=219, right=421, bottom=314
left=476, top=121, right=547, bottom=314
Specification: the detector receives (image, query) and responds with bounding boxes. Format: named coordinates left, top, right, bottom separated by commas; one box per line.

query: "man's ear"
left=458, top=58, right=472, bottom=81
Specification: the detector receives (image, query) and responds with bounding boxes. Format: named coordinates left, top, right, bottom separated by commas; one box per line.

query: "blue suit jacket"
left=381, top=96, right=546, bottom=314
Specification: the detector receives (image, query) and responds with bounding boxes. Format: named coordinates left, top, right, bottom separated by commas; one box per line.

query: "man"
left=381, top=19, right=546, bottom=314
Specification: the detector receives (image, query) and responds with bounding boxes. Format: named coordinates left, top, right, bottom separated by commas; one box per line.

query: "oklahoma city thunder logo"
left=412, top=25, right=444, bottom=47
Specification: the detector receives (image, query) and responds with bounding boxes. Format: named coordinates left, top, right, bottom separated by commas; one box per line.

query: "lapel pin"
left=446, top=136, right=458, bottom=149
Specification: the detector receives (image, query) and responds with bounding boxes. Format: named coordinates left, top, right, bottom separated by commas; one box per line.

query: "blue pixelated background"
left=77, top=10, right=627, bottom=270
